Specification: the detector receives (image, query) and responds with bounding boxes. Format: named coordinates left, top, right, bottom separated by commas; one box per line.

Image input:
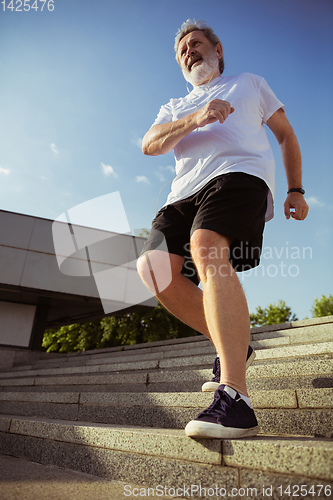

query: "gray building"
left=0, top=209, right=156, bottom=351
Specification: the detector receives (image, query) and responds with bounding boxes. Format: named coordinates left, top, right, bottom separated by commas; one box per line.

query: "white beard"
left=182, top=48, right=219, bottom=86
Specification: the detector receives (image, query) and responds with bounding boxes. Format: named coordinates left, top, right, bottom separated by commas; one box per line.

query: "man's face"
left=177, top=31, right=221, bottom=86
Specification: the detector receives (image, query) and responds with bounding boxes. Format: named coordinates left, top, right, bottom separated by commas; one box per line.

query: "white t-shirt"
left=153, top=73, right=284, bottom=221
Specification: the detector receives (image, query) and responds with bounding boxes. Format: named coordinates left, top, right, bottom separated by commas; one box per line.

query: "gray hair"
left=174, top=19, right=225, bottom=75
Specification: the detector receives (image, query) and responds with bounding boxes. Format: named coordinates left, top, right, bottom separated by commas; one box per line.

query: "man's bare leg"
left=137, top=250, right=212, bottom=340
left=190, top=229, right=250, bottom=397
left=137, top=244, right=251, bottom=395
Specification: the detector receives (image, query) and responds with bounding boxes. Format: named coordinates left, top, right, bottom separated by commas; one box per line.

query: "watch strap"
left=287, top=188, right=305, bottom=195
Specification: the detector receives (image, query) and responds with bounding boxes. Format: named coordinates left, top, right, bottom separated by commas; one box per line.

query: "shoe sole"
left=185, top=420, right=259, bottom=439
left=201, top=349, right=256, bottom=392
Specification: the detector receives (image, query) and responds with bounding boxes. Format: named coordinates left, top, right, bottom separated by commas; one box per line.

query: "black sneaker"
left=185, top=384, right=258, bottom=439
left=202, top=345, right=256, bottom=392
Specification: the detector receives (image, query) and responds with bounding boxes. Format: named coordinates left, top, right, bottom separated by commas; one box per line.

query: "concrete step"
left=0, top=388, right=332, bottom=437
left=0, top=341, right=332, bottom=385
left=0, top=414, right=332, bottom=496
left=0, top=352, right=332, bottom=398
left=0, top=453, right=171, bottom=500
left=0, top=342, right=333, bottom=392
left=3, top=317, right=332, bottom=375
left=147, top=357, right=333, bottom=392
left=0, top=318, right=332, bottom=495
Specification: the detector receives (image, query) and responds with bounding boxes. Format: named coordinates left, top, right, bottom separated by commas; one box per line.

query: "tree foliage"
left=311, top=294, right=333, bottom=318
left=42, top=303, right=197, bottom=353
left=250, top=300, right=298, bottom=328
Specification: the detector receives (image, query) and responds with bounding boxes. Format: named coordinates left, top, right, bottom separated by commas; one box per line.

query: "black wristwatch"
left=287, top=188, right=305, bottom=195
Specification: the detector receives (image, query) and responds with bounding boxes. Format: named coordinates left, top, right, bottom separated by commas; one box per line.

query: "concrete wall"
left=0, top=302, right=36, bottom=348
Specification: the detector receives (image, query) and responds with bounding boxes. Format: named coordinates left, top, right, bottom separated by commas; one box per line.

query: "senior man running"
left=137, top=20, right=308, bottom=439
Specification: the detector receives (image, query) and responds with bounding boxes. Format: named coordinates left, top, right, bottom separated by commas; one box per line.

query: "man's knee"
left=137, top=250, right=183, bottom=295
left=190, top=229, right=232, bottom=262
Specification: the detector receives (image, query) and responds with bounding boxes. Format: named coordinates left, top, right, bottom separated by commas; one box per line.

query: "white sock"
left=216, top=355, right=253, bottom=408
left=239, top=393, right=253, bottom=409
left=224, top=385, right=253, bottom=409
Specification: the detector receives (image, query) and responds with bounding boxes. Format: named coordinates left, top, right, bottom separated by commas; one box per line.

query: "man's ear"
left=216, top=43, right=223, bottom=59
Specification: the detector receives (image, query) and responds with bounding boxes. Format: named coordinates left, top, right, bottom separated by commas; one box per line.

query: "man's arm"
left=266, top=108, right=309, bottom=221
left=142, top=99, right=234, bottom=156
left=142, top=115, right=199, bottom=156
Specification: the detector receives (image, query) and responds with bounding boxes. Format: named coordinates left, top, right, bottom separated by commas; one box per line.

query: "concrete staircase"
left=0, top=316, right=332, bottom=498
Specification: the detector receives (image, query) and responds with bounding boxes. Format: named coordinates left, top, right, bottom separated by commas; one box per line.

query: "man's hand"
left=195, top=99, right=235, bottom=128
left=142, top=99, right=235, bottom=156
left=284, top=192, right=309, bottom=220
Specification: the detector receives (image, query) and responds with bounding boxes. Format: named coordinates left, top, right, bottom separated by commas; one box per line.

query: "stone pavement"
left=0, top=453, right=183, bottom=500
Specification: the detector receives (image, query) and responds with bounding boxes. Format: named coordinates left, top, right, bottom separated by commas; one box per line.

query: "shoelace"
left=198, top=386, right=233, bottom=417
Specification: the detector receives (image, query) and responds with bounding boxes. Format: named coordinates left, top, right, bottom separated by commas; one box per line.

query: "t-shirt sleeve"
left=152, top=99, right=176, bottom=125
left=259, top=78, right=285, bottom=123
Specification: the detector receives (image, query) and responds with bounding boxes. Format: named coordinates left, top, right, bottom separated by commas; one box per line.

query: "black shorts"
left=141, top=172, right=269, bottom=285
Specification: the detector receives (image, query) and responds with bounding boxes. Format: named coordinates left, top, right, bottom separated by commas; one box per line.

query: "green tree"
left=250, top=300, right=298, bottom=328
left=42, top=303, right=197, bottom=353
left=137, top=228, right=149, bottom=238
left=311, top=294, right=333, bottom=318
left=99, top=304, right=196, bottom=347
left=42, top=321, right=104, bottom=353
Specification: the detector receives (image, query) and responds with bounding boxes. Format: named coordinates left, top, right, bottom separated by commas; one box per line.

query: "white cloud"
left=155, top=172, right=166, bottom=182
left=305, top=196, right=325, bottom=207
left=0, top=167, right=10, bottom=175
left=101, top=162, right=118, bottom=177
left=50, top=143, right=59, bottom=154
left=131, top=137, right=143, bottom=149
left=136, top=175, right=150, bottom=184
left=155, top=165, right=175, bottom=182
left=165, top=165, right=175, bottom=174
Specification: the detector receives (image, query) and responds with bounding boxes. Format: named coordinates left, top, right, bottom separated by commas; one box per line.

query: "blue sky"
left=0, top=0, right=332, bottom=320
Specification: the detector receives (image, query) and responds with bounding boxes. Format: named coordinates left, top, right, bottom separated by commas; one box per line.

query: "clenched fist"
left=284, top=192, right=309, bottom=221
left=194, top=99, right=235, bottom=128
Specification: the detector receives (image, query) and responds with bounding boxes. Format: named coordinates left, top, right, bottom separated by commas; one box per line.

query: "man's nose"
left=185, top=46, right=196, bottom=63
